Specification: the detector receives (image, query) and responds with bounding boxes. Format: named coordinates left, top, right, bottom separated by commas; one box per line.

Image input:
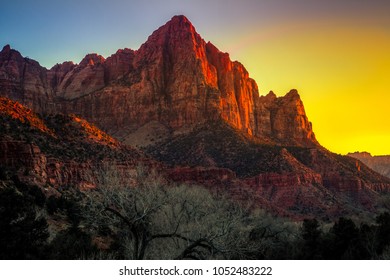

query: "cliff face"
left=0, top=45, right=52, bottom=112
left=0, top=16, right=317, bottom=147
left=0, top=140, right=101, bottom=191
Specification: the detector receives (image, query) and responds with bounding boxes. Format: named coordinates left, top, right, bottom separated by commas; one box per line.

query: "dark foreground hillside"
left=1, top=171, right=390, bottom=260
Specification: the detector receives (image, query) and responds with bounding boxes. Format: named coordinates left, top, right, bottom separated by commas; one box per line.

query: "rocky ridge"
left=0, top=15, right=316, bottom=147
left=348, top=152, right=390, bottom=179
left=0, top=97, right=148, bottom=191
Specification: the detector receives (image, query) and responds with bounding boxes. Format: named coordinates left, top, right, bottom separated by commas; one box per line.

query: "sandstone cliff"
left=0, top=16, right=317, bottom=147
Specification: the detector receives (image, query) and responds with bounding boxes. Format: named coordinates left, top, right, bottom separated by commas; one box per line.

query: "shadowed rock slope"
left=0, top=97, right=147, bottom=190
left=146, top=120, right=390, bottom=219
left=348, top=152, right=390, bottom=179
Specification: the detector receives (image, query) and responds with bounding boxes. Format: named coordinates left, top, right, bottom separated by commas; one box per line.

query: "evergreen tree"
left=0, top=187, right=49, bottom=259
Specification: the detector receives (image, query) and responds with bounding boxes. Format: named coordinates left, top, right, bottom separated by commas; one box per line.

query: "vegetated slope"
left=0, top=96, right=54, bottom=135
left=146, top=120, right=390, bottom=185
left=145, top=120, right=390, bottom=219
left=146, top=120, right=303, bottom=178
left=0, top=97, right=146, bottom=189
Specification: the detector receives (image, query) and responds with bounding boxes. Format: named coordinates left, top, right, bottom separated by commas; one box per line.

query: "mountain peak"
left=0, top=44, right=20, bottom=58
left=147, top=15, right=198, bottom=42
left=285, top=89, right=300, bottom=99
left=79, top=53, right=105, bottom=67
left=169, top=15, right=191, bottom=24
left=165, top=15, right=194, bottom=30
left=1, top=44, right=11, bottom=53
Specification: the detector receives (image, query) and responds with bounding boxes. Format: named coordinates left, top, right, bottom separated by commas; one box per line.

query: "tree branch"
left=174, top=238, right=215, bottom=260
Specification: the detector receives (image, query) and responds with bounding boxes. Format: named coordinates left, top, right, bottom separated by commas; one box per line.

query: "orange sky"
left=218, top=19, right=390, bottom=156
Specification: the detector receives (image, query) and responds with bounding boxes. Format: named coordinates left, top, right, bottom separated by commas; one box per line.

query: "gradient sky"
left=1, top=0, right=389, bottom=155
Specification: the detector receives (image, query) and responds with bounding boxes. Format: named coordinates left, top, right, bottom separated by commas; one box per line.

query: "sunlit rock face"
left=0, top=16, right=318, bottom=147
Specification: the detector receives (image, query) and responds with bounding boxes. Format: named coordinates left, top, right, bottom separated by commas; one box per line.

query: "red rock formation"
left=54, top=54, right=106, bottom=100
left=0, top=45, right=50, bottom=111
left=244, top=172, right=322, bottom=189
left=291, top=148, right=390, bottom=194
left=0, top=16, right=318, bottom=147
left=0, top=97, right=146, bottom=190
left=0, top=141, right=47, bottom=186
left=48, top=61, right=76, bottom=91
left=0, top=139, right=92, bottom=189
left=0, top=139, right=138, bottom=191
left=105, top=48, right=135, bottom=82
left=268, top=89, right=317, bottom=145
left=0, top=96, right=53, bottom=134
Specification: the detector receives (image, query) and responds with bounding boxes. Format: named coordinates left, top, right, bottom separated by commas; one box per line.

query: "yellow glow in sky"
left=223, top=19, right=390, bottom=156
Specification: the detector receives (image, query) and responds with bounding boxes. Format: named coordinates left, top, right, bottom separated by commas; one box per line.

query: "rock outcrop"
left=0, top=140, right=97, bottom=190
left=0, top=16, right=317, bottom=147
left=0, top=97, right=149, bottom=191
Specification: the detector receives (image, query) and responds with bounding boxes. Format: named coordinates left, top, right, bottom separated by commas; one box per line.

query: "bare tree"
left=82, top=164, right=255, bottom=259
